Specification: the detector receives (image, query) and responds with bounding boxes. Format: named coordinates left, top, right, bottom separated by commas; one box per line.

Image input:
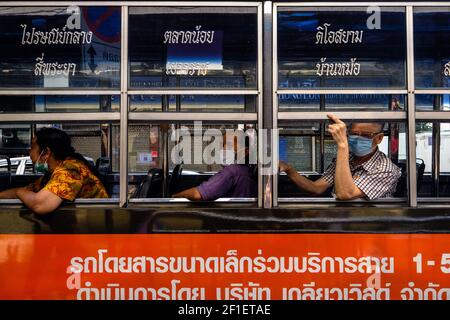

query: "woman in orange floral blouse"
left=0, top=127, right=108, bottom=214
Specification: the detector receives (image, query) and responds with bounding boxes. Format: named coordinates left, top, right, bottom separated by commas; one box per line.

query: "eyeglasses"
left=347, top=131, right=383, bottom=139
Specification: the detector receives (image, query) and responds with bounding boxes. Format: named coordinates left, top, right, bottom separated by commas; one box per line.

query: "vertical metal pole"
left=406, top=6, right=417, bottom=207
left=119, top=5, right=129, bottom=207
left=257, top=3, right=264, bottom=207
left=319, top=127, right=325, bottom=173
left=388, top=94, right=400, bottom=164
left=161, top=95, right=169, bottom=197
left=263, top=1, right=274, bottom=208
left=108, top=125, right=113, bottom=165
left=432, top=121, right=441, bottom=197
left=319, top=94, right=326, bottom=173
left=432, top=95, right=442, bottom=196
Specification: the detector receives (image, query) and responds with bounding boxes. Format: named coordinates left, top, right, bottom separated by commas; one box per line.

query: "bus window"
left=128, top=6, right=258, bottom=89
left=414, top=7, right=450, bottom=90
left=128, top=123, right=257, bottom=201
left=416, top=94, right=450, bottom=198
left=416, top=121, right=450, bottom=198
left=277, top=6, right=406, bottom=89
left=129, top=95, right=256, bottom=113
left=0, top=123, right=120, bottom=200
left=0, top=6, right=121, bottom=89
left=278, top=121, right=407, bottom=200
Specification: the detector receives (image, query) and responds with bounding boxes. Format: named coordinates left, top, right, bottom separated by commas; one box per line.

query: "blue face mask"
left=348, top=135, right=374, bottom=157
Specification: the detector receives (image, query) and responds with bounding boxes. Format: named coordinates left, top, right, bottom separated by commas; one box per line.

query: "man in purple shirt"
left=173, top=135, right=257, bottom=201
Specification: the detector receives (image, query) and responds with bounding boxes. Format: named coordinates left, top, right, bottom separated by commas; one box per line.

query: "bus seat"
left=416, top=158, right=425, bottom=191
left=85, top=157, right=95, bottom=169
left=96, top=157, right=110, bottom=176
left=250, top=164, right=258, bottom=179
left=133, top=168, right=163, bottom=198
left=95, top=157, right=110, bottom=183
left=167, top=162, right=183, bottom=197
left=95, top=156, right=114, bottom=194
left=394, top=159, right=425, bottom=197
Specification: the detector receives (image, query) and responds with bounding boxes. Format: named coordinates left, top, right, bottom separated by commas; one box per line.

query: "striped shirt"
left=322, top=150, right=402, bottom=200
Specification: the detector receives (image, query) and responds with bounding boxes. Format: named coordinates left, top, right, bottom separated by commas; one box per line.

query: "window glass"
left=128, top=123, right=257, bottom=200
left=416, top=122, right=450, bottom=198
left=416, top=94, right=450, bottom=111
left=0, top=125, right=31, bottom=156
left=279, top=94, right=406, bottom=111
left=0, top=6, right=121, bottom=88
left=129, top=95, right=256, bottom=112
left=278, top=120, right=406, bottom=199
left=279, top=123, right=319, bottom=173
left=129, top=7, right=258, bottom=89
left=414, top=7, right=450, bottom=89
left=0, top=123, right=119, bottom=198
left=0, top=95, right=119, bottom=113
left=277, top=7, right=406, bottom=89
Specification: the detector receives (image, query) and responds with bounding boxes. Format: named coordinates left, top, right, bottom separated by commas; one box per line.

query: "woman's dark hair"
left=35, top=127, right=102, bottom=182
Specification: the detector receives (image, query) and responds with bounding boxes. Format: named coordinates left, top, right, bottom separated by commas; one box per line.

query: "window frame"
left=124, top=2, right=263, bottom=206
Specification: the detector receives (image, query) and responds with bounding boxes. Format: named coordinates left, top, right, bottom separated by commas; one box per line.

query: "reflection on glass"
left=415, top=94, right=450, bottom=111
left=279, top=123, right=319, bottom=173
left=128, top=123, right=256, bottom=199
left=279, top=94, right=406, bottom=111
left=414, top=7, right=450, bottom=89
left=0, top=125, right=31, bottom=154
left=128, top=124, right=163, bottom=173
left=129, top=7, right=258, bottom=89
left=277, top=7, right=406, bottom=89
left=0, top=6, right=121, bottom=88
left=129, top=95, right=256, bottom=112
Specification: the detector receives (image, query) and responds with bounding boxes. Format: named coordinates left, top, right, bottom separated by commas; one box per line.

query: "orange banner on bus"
left=0, top=234, right=449, bottom=300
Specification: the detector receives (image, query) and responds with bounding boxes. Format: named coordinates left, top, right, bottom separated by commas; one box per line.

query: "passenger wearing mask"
left=0, top=127, right=108, bottom=214
left=173, top=133, right=257, bottom=201
left=279, top=114, right=401, bottom=200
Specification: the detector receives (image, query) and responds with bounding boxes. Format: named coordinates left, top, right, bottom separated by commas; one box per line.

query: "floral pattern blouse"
left=26, top=158, right=109, bottom=201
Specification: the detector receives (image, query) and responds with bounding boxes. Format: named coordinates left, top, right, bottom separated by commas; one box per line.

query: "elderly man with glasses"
left=279, top=113, right=401, bottom=200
